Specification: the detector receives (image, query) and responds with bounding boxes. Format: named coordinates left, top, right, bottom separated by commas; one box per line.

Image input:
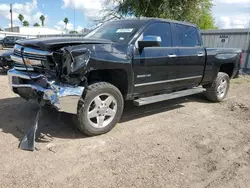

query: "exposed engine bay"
left=11, top=43, right=92, bottom=85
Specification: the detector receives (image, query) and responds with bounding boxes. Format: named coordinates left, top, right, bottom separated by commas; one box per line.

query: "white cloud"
left=0, top=0, right=47, bottom=27
left=54, top=21, right=87, bottom=33
left=218, top=15, right=250, bottom=29
left=214, top=0, right=250, bottom=4
left=62, top=0, right=105, bottom=20
left=76, top=26, right=83, bottom=33
left=218, top=16, right=231, bottom=29
left=212, top=0, right=250, bottom=29
left=54, top=20, right=74, bottom=31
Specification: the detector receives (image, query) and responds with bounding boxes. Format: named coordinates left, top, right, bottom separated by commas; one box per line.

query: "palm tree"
left=33, top=23, right=40, bottom=27
left=40, top=15, right=45, bottom=27
left=18, top=14, right=24, bottom=25
left=23, top=20, right=29, bottom=26
left=63, top=17, right=69, bottom=29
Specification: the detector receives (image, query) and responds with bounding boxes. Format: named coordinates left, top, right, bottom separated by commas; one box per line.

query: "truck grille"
left=13, top=49, right=47, bottom=61
left=11, top=44, right=51, bottom=69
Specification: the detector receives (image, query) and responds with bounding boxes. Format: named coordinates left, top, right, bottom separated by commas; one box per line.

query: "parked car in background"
left=0, top=50, right=13, bottom=70
left=1, top=36, right=26, bottom=48
left=0, top=38, right=3, bottom=50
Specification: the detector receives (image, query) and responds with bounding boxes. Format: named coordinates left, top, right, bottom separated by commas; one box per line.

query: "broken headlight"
left=71, top=49, right=91, bottom=73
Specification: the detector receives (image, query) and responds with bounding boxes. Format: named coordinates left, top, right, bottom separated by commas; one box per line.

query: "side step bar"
left=133, top=87, right=206, bottom=106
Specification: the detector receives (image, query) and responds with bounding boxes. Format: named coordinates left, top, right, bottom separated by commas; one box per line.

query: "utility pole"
left=74, top=3, right=75, bottom=32
left=10, top=4, right=13, bottom=32
left=243, top=20, right=250, bottom=73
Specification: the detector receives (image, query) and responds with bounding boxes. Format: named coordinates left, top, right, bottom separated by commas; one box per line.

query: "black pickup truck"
left=8, top=18, right=242, bottom=144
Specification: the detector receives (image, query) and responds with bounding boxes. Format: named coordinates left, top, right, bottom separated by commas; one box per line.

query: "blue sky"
left=0, top=0, right=100, bottom=32
left=0, top=0, right=249, bottom=31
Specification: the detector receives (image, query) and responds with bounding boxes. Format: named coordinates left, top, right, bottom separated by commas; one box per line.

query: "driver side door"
left=133, top=22, right=176, bottom=94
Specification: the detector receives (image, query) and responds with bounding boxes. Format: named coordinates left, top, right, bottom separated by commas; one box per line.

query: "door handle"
left=198, top=52, right=204, bottom=57
left=168, top=54, right=177, bottom=58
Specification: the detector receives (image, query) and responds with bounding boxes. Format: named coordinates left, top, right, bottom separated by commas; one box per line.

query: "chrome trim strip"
left=14, top=44, right=50, bottom=56
left=13, top=66, right=34, bottom=71
left=11, top=54, right=42, bottom=66
left=134, top=76, right=202, bottom=87
left=14, top=51, right=46, bottom=60
left=137, top=74, right=151, bottom=78
left=10, top=68, right=43, bottom=79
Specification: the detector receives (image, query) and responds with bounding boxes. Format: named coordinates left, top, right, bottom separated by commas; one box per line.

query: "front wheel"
left=205, top=72, right=230, bottom=102
left=75, top=82, right=124, bottom=136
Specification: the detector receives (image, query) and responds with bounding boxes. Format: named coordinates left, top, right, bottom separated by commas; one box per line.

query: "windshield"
left=84, top=20, right=144, bottom=44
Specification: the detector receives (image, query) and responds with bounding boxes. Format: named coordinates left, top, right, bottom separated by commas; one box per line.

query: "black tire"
left=205, top=72, right=230, bottom=102
left=74, top=82, right=124, bottom=136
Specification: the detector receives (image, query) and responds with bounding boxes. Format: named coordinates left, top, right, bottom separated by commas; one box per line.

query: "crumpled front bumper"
left=8, top=68, right=84, bottom=114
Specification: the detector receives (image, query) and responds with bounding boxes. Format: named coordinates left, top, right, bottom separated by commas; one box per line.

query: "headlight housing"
left=71, top=49, right=91, bottom=73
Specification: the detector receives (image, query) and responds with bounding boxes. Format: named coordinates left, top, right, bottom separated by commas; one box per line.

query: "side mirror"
left=138, top=35, right=162, bottom=49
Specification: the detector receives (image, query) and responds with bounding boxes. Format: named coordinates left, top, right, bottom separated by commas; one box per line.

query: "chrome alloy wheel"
left=217, top=78, right=228, bottom=98
left=87, top=93, right=117, bottom=128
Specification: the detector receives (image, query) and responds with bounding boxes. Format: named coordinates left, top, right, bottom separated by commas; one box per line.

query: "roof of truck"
left=109, top=18, right=197, bottom=27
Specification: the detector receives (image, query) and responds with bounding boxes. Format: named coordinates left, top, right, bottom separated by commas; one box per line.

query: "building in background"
left=4, top=26, right=65, bottom=36
left=201, top=28, right=250, bottom=73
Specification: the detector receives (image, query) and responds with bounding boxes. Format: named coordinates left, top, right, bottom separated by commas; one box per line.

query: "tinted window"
left=4, top=37, right=14, bottom=42
left=176, top=24, right=200, bottom=47
left=142, top=22, right=172, bottom=47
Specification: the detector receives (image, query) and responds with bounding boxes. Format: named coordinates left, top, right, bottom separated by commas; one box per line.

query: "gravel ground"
left=0, top=52, right=250, bottom=187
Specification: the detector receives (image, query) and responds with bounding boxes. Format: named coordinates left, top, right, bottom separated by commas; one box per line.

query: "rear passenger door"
left=172, top=24, right=206, bottom=89
left=133, top=22, right=176, bottom=94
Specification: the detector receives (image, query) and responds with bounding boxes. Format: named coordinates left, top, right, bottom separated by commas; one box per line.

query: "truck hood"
left=16, top=37, right=112, bottom=51
left=1, top=50, right=13, bottom=57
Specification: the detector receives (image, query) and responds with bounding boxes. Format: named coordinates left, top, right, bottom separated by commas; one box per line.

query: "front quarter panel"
left=65, top=43, right=134, bottom=94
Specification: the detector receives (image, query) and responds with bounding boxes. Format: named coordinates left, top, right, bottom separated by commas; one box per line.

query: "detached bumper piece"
left=8, top=68, right=85, bottom=151
left=19, top=107, right=41, bottom=151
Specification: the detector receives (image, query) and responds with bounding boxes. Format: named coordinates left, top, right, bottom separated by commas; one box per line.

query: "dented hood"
left=16, top=37, right=112, bottom=51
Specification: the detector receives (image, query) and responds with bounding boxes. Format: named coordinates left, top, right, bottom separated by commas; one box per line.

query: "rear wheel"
left=205, top=72, right=230, bottom=102
left=75, top=82, right=124, bottom=136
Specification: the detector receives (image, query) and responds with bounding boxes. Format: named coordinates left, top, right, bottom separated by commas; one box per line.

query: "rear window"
left=175, top=24, right=201, bottom=47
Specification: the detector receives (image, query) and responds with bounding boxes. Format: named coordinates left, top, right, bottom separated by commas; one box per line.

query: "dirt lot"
left=0, top=63, right=250, bottom=187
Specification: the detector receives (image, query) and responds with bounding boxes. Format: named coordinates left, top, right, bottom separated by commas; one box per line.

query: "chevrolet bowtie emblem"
left=24, top=59, right=32, bottom=65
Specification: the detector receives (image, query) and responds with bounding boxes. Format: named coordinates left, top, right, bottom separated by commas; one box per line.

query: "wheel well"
left=219, top=63, right=234, bottom=78
left=87, top=69, right=128, bottom=95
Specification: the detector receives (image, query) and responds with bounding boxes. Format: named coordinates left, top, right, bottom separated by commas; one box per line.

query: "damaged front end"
left=8, top=69, right=85, bottom=114
left=8, top=44, right=90, bottom=151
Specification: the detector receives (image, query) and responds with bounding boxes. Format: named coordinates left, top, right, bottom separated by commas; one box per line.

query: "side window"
left=175, top=24, right=201, bottom=47
left=142, top=22, right=172, bottom=47
left=6, top=37, right=14, bottom=42
left=4, top=37, right=10, bottom=42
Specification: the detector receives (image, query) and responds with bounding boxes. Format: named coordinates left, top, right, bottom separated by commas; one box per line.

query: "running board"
left=133, top=87, right=205, bottom=106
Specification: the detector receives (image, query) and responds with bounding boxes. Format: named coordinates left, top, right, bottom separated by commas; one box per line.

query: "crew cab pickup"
left=8, top=18, right=242, bottom=148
